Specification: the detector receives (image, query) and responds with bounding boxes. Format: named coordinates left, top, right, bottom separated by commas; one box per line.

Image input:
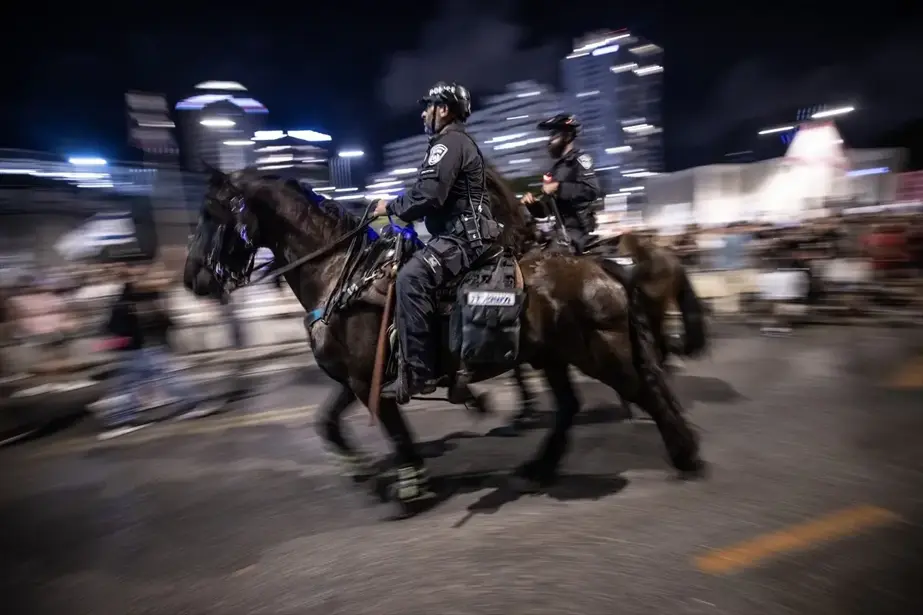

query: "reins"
left=241, top=199, right=377, bottom=288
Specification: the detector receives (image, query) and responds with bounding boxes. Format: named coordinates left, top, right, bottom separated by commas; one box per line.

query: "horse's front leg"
left=375, top=397, right=437, bottom=517
left=511, top=362, right=580, bottom=491
left=511, top=364, right=540, bottom=424
left=315, top=383, right=376, bottom=483
left=491, top=365, right=541, bottom=437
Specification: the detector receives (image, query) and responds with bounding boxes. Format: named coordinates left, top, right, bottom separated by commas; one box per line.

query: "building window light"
left=634, top=65, right=663, bottom=76
left=611, top=63, right=638, bottom=74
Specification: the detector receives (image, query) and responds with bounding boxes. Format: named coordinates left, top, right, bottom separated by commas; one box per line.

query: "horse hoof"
left=469, top=392, right=494, bottom=416
left=384, top=485, right=438, bottom=519
left=510, top=461, right=556, bottom=493
left=676, top=458, right=708, bottom=481
left=492, top=424, right=524, bottom=438
left=507, top=473, right=543, bottom=494
left=369, top=472, right=393, bottom=503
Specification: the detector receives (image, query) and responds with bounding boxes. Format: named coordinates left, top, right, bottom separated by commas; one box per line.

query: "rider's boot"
left=381, top=358, right=436, bottom=404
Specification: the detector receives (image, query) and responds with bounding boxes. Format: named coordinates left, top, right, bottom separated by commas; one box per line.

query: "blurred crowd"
left=661, top=213, right=923, bottom=275
left=2, top=210, right=922, bottom=434
left=1, top=261, right=221, bottom=436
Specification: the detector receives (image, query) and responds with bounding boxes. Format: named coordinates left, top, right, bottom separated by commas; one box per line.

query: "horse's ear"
left=202, top=160, right=225, bottom=186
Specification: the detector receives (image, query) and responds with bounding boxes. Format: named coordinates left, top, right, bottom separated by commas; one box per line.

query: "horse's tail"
left=675, top=266, right=708, bottom=357
left=626, top=285, right=689, bottom=425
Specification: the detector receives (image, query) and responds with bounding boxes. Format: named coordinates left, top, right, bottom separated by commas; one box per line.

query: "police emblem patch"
left=577, top=154, right=593, bottom=169
left=427, top=144, right=448, bottom=166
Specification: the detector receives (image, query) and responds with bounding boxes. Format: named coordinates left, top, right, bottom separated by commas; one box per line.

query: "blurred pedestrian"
left=95, top=263, right=211, bottom=438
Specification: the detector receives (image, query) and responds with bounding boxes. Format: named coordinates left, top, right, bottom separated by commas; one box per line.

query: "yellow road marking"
left=30, top=405, right=319, bottom=458
left=694, top=504, right=902, bottom=575
left=887, top=356, right=923, bottom=389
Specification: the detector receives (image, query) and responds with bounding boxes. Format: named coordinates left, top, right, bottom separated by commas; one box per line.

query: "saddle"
left=325, top=223, right=525, bottom=381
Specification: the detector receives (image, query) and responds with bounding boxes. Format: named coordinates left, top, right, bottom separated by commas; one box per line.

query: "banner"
left=896, top=170, right=923, bottom=203
left=55, top=212, right=140, bottom=261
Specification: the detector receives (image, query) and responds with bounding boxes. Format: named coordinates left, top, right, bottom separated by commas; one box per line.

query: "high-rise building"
left=377, top=81, right=562, bottom=184
left=251, top=132, right=332, bottom=186
left=175, top=81, right=268, bottom=172
left=468, top=81, right=562, bottom=178
left=561, top=30, right=664, bottom=193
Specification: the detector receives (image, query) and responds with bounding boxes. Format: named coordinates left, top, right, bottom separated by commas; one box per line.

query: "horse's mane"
left=240, top=166, right=533, bottom=253
left=485, top=164, right=535, bottom=254
left=240, top=170, right=359, bottom=245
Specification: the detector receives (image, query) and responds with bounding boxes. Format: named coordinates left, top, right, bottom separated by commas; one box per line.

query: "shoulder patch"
left=427, top=144, right=448, bottom=166
left=577, top=154, right=593, bottom=169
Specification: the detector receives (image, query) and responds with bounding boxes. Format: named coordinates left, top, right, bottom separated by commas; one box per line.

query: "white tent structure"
left=641, top=118, right=906, bottom=230
left=756, top=120, right=849, bottom=223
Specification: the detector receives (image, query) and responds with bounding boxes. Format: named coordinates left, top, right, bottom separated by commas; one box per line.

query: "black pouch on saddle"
left=450, top=255, right=525, bottom=366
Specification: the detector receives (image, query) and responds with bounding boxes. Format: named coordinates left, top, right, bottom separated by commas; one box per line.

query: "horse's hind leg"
left=511, top=362, right=580, bottom=491
left=632, top=326, right=705, bottom=477
left=316, top=383, right=376, bottom=482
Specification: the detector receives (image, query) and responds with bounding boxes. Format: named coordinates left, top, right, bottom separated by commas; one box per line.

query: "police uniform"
left=382, top=82, right=496, bottom=403
left=534, top=114, right=601, bottom=253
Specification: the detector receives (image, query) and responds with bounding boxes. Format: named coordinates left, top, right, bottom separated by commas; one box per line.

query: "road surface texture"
left=3, top=326, right=923, bottom=614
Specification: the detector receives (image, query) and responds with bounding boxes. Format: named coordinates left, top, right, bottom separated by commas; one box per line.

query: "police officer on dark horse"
left=521, top=113, right=601, bottom=254
left=185, top=81, right=705, bottom=518
left=368, top=81, right=499, bottom=404
left=506, top=113, right=604, bottom=430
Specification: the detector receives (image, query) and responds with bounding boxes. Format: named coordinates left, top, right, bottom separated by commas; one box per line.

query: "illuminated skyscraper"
left=251, top=131, right=332, bottom=186
left=175, top=81, right=268, bottom=172
left=561, top=30, right=664, bottom=192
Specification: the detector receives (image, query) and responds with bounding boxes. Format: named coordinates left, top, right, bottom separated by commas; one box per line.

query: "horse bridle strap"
left=246, top=220, right=373, bottom=287
left=245, top=199, right=379, bottom=288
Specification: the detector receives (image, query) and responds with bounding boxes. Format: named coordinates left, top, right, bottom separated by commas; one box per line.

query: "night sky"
left=3, top=0, right=921, bottom=171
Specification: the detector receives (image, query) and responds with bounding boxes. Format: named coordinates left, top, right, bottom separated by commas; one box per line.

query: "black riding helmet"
left=538, top=113, right=580, bottom=157
left=419, top=81, right=472, bottom=121
left=537, top=113, right=580, bottom=137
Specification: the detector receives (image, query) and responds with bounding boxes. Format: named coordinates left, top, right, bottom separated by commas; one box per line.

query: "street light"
left=338, top=150, right=364, bottom=158
left=200, top=118, right=235, bottom=128
left=288, top=130, right=332, bottom=142
left=757, top=125, right=795, bottom=136
left=812, top=106, right=854, bottom=119
left=68, top=157, right=107, bottom=166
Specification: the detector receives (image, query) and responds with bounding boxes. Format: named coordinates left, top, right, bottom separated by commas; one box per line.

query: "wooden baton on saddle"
left=367, top=273, right=396, bottom=424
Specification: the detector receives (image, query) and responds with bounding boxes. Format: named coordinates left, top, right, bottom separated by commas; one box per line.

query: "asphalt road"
left=3, top=326, right=923, bottom=615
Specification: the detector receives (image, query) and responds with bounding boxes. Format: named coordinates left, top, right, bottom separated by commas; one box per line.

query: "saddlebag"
left=451, top=255, right=525, bottom=366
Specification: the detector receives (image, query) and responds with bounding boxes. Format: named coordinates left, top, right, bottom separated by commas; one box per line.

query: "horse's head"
left=184, top=165, right=261, bottom=297
left=484, top=164, right=535, bottom=254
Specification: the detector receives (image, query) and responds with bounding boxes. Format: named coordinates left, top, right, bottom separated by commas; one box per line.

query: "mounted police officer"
left=521, top=114, right=601, bottom=253
left=371, top=81, right=498, bottom=404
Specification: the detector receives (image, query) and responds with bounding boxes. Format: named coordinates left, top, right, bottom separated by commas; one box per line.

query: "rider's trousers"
left=395, top=237, right=467, bottom=383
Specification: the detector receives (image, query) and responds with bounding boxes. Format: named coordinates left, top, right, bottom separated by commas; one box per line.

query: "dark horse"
left=185, top=168, right=704, bottom=516
left=482, top=169, right=708, bottom=425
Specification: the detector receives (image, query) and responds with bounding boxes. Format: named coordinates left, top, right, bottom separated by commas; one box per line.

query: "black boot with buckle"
left=381, top=356, right=436, bottom=404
